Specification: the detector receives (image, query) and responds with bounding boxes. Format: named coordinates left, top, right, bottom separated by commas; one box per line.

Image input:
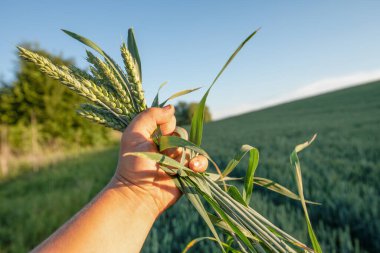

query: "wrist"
left=105, top=177, right=161, bottom=219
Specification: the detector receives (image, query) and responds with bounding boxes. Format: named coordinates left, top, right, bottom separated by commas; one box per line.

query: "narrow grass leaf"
left=190, top=29, right=259, bottom=146
left=159, top=135, right=225, bottom=187
left=207, top=212, right=260, bottom=242
left=189, top=173, right=213, bottom=196
left=254, top=177, right=320, bottom=205
left=198, top=190, right=255, bottom=252
left=208, top=173, right=242, bottom=182
left=182, top=237, right=241, bottom=253
left=128, top=28, right=142, bottom=81
left=159, top=135, right=210, bottom=159
left=228, top=185, right=248, bottom=207
left=243, top=148, right=259, bottom=205
left=123, top=152, right=191, bottom=176
left=160, top=87, right=201, bottom=107
left=61, top=29, right=135, bottom=108
left=180, top=179, right=226, bottom=253
left=151, top=81, right=168, bottom=107
left=290, top=134, right=322, bottom=253
left=222, top=145, right=257, bottom=177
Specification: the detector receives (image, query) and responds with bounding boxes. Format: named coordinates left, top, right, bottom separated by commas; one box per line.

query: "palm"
left=117, top=131, right=181, bottom=214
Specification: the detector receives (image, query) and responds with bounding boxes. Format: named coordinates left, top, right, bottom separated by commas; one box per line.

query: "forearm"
left=32, top=181, right=158, bottom=253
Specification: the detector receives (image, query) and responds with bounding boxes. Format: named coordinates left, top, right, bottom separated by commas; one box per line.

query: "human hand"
left=109, top=105, right=208, bottom=217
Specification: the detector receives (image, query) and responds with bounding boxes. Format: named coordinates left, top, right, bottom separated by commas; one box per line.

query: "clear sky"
left=1, top=1, right=380, bottom=119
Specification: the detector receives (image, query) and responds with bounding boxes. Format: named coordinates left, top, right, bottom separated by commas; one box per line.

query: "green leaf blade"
left=128, top=28, right=142, bottom=81
left=243, top=148, right=259, bottom=205
left=254, top=177, right=320, bottom=205
left=289, top=134, right=322, bottom=253
left=151, top=81, right=168, bottom=107
left=180, top=179, right=227, bottom=253
left=189, top=29, right=259, bottom=146
left=160, top=87, right=201, bottom=107
left=223, top=145, right=256, bottom=177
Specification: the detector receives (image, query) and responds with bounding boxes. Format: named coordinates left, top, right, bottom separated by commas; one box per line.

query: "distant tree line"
left=0, top=45, right=111, bottom=160
left=0, top=44, right=212, bottom=176
left=175, top=101, right=212, bottom=126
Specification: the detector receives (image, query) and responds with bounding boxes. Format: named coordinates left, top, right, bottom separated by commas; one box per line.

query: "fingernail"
left=163, top=104, right=172, bottom=110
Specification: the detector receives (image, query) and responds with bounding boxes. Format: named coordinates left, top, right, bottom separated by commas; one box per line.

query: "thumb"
left=127, top=105, right=176, bottom=139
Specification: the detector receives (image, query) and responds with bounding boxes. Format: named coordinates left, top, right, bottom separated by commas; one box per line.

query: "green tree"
left=0, top=44, right=110, bottom=152
left=175, top=101, right=212, bottom=126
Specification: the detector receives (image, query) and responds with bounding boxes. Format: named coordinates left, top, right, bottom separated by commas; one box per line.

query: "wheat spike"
left=17, top=47, right=132, bottom=124
left=120, top=43, right=147, bottom=111
left=77, top=104, right=128, bottom=131
left=68, top=65, right=115, bottom=92
left=85, top=51, right=134, bottom=108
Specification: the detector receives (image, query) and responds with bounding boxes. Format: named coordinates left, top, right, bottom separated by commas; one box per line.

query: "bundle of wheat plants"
left=18, top=28, right=322, bottom=253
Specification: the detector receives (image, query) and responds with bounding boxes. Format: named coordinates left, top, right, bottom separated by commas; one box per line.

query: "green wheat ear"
left=121, top=42, right=146, bottom=111
left=77, top=104, right=128, bottom=131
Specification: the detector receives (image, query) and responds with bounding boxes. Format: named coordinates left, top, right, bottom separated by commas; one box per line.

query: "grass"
left=0, top=147, right=118, bottom=253
left=0, top=81, right=378, bottom=252
left=0, top=138, right=119, bottom=181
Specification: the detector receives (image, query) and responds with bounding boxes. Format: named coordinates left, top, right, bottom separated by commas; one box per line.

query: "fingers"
left=164, top=148, right=208, bottom=172
left=173, top=126, right=189, bottom=140
left=189, top=155, right=208, bottom=173
left=160, top=115, right=176, bottom=136
left=163, top=129, right=208, bottom=173
left=162, top=147, right=182, bottom=158
left=127, top=105, right=176, bottom=139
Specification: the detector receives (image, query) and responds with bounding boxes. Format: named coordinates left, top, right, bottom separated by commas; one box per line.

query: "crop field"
left=0, top=81, right=379, bottom=253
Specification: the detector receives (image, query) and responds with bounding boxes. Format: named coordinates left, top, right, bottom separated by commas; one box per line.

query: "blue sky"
left=1, top=1, right=380, bottom=119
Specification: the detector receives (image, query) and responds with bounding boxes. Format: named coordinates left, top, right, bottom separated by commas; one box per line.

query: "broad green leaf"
left=290, top=134, right=322, bottom=253
left=228, top=185, right=248, bottom=207
left=62, top=29, right=135, bottom=108
left=151, top=81, right=168, bottom=107
left=254, top=177, right=320, bottom=205
left=242, top=148, right=259, bottom=205
left=160, top=87, right=201, bottom=107
left=223, top=145, right=257, bottom=177
left=182, top=237, right=241, bottom=253
left=190, top=29, right=259, bottom=146
left=180, top=179, right=226, bottom=253
left=128, top=28, right=142, bottom=81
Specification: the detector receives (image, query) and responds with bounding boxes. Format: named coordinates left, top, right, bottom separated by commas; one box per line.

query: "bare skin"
left=32, top=105, right=208, bottom=253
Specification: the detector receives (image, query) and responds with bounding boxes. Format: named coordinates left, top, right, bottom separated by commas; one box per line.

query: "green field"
left=1, top=81, right=379, bottom=253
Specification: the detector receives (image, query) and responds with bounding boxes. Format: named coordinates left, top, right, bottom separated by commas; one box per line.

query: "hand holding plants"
left=22, top=28, right=322, bottom=253
left=111, top=105, right=208, bottom=216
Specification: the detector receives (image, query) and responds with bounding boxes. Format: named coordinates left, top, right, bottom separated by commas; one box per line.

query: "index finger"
left=126, top=105, right=176, bottom=139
